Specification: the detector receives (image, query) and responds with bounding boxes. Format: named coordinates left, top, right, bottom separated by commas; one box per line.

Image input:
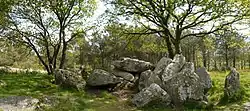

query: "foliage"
left=105, top=0, right=249, bottom=58
left=7, top=0, right=97, bottom=74
left=0, top=37, right=42, bottom=69
left=0, top=0, right=14, bottom=29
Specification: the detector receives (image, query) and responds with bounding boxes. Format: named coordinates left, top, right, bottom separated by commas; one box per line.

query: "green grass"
left=0, top=69, right=249, bottom=111
left=0, top=70, right=134, bottom=111
left=208, top=70, right=250, bottom=110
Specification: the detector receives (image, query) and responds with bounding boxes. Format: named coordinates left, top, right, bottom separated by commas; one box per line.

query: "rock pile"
left=132, top=54, right=212, bottom=107
left=86, top=57, right=155, bottom=91
left=55, top=55, right=213, bottom=108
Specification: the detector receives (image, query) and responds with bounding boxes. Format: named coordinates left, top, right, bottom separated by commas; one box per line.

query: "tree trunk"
left=192, top=46, right=196, bottom=69
left=243, top=52, right=245, bottom=69
left=25, top=37, right=53, bottom=75
left=52, top=36, right=62, bottom=70
left=225, top=45, right=229, bottom=67
left=164, top=37, right=174, bottom=59
left=174, top=26, right=182, bottom=55
left=59, top=42, right=67, bottom=69
left=174, top=41, right=181, bottom=55
left=233, top=54, right=236, bottom=68
left=187, top=47, right=191, bottom=62
left=202, top=49, right=207, bottom=68
left=214, top=59, right=217, bottom=70
left=244, top=58, right=246, bottom=70
left=219, top=59, right=222, bottom=69
left=59, top=30, right=67, bottom=69
left=248, top=54, right=250, bottom=69
left=207, top=51, right=210, bottom=71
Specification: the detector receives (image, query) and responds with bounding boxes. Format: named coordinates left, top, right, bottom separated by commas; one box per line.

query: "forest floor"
left=0, top=69, right=249, bottom=111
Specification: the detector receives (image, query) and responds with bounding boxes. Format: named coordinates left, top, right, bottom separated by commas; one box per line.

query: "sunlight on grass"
left=208, top=70, right=250, bottom=110
left=0, top=69, right=249, bottom=111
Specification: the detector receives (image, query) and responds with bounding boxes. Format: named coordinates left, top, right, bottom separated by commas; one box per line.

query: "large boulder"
left=161, top=60, right=204, bottom=106
left=224, top=68, right=240, bottom=98
left=86, top=69, right=123, bottom=86
left=55, top=69, right=86, bottom=91
left=161, top=54, right=186, bottom=82
left=112, top=57, right=154, bottom=73
left=131, top=83, right=170, bottom=107
left=111, top=69, right=135, bottom=82
left=138, top=70, right=161, bottom=91
left=153, top=57, right=172, bottom=75
left=196, top=67, right=212, bottom=94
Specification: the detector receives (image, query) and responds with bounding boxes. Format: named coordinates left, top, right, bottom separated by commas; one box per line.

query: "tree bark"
left=233, top=52, right=236, bottom=68
left=207, top=50, right=210, bottom=71
left=59, top=41, right=67, bottom=69
left=214, top=59, right=217, bottom=70
left=225, top=44, right=229, bottom=67
left=59, top=29, right=67, bottom=69
left=174, top=41, right=181, bottom=55
left=202, top=49, right=207, bottom=68
left=174, top=29, right=182, bottom=55
left=25, top=37, right=52, bottom=74
left=164, top=37, right=175, bottom=59
left=192, top=45, right=196, bottom=69
left=248, top=54, right=250, bottom=69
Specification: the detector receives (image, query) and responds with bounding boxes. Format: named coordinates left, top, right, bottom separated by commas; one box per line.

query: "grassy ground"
left=0, top=69, right=249, bottom=111
left=208, top=70, right=250, bottom=110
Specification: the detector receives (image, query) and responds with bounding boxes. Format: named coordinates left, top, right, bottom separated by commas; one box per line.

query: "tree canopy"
left=105, top=0, right=249, bottom=58
left=7, top=0, right=97, bottom=74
